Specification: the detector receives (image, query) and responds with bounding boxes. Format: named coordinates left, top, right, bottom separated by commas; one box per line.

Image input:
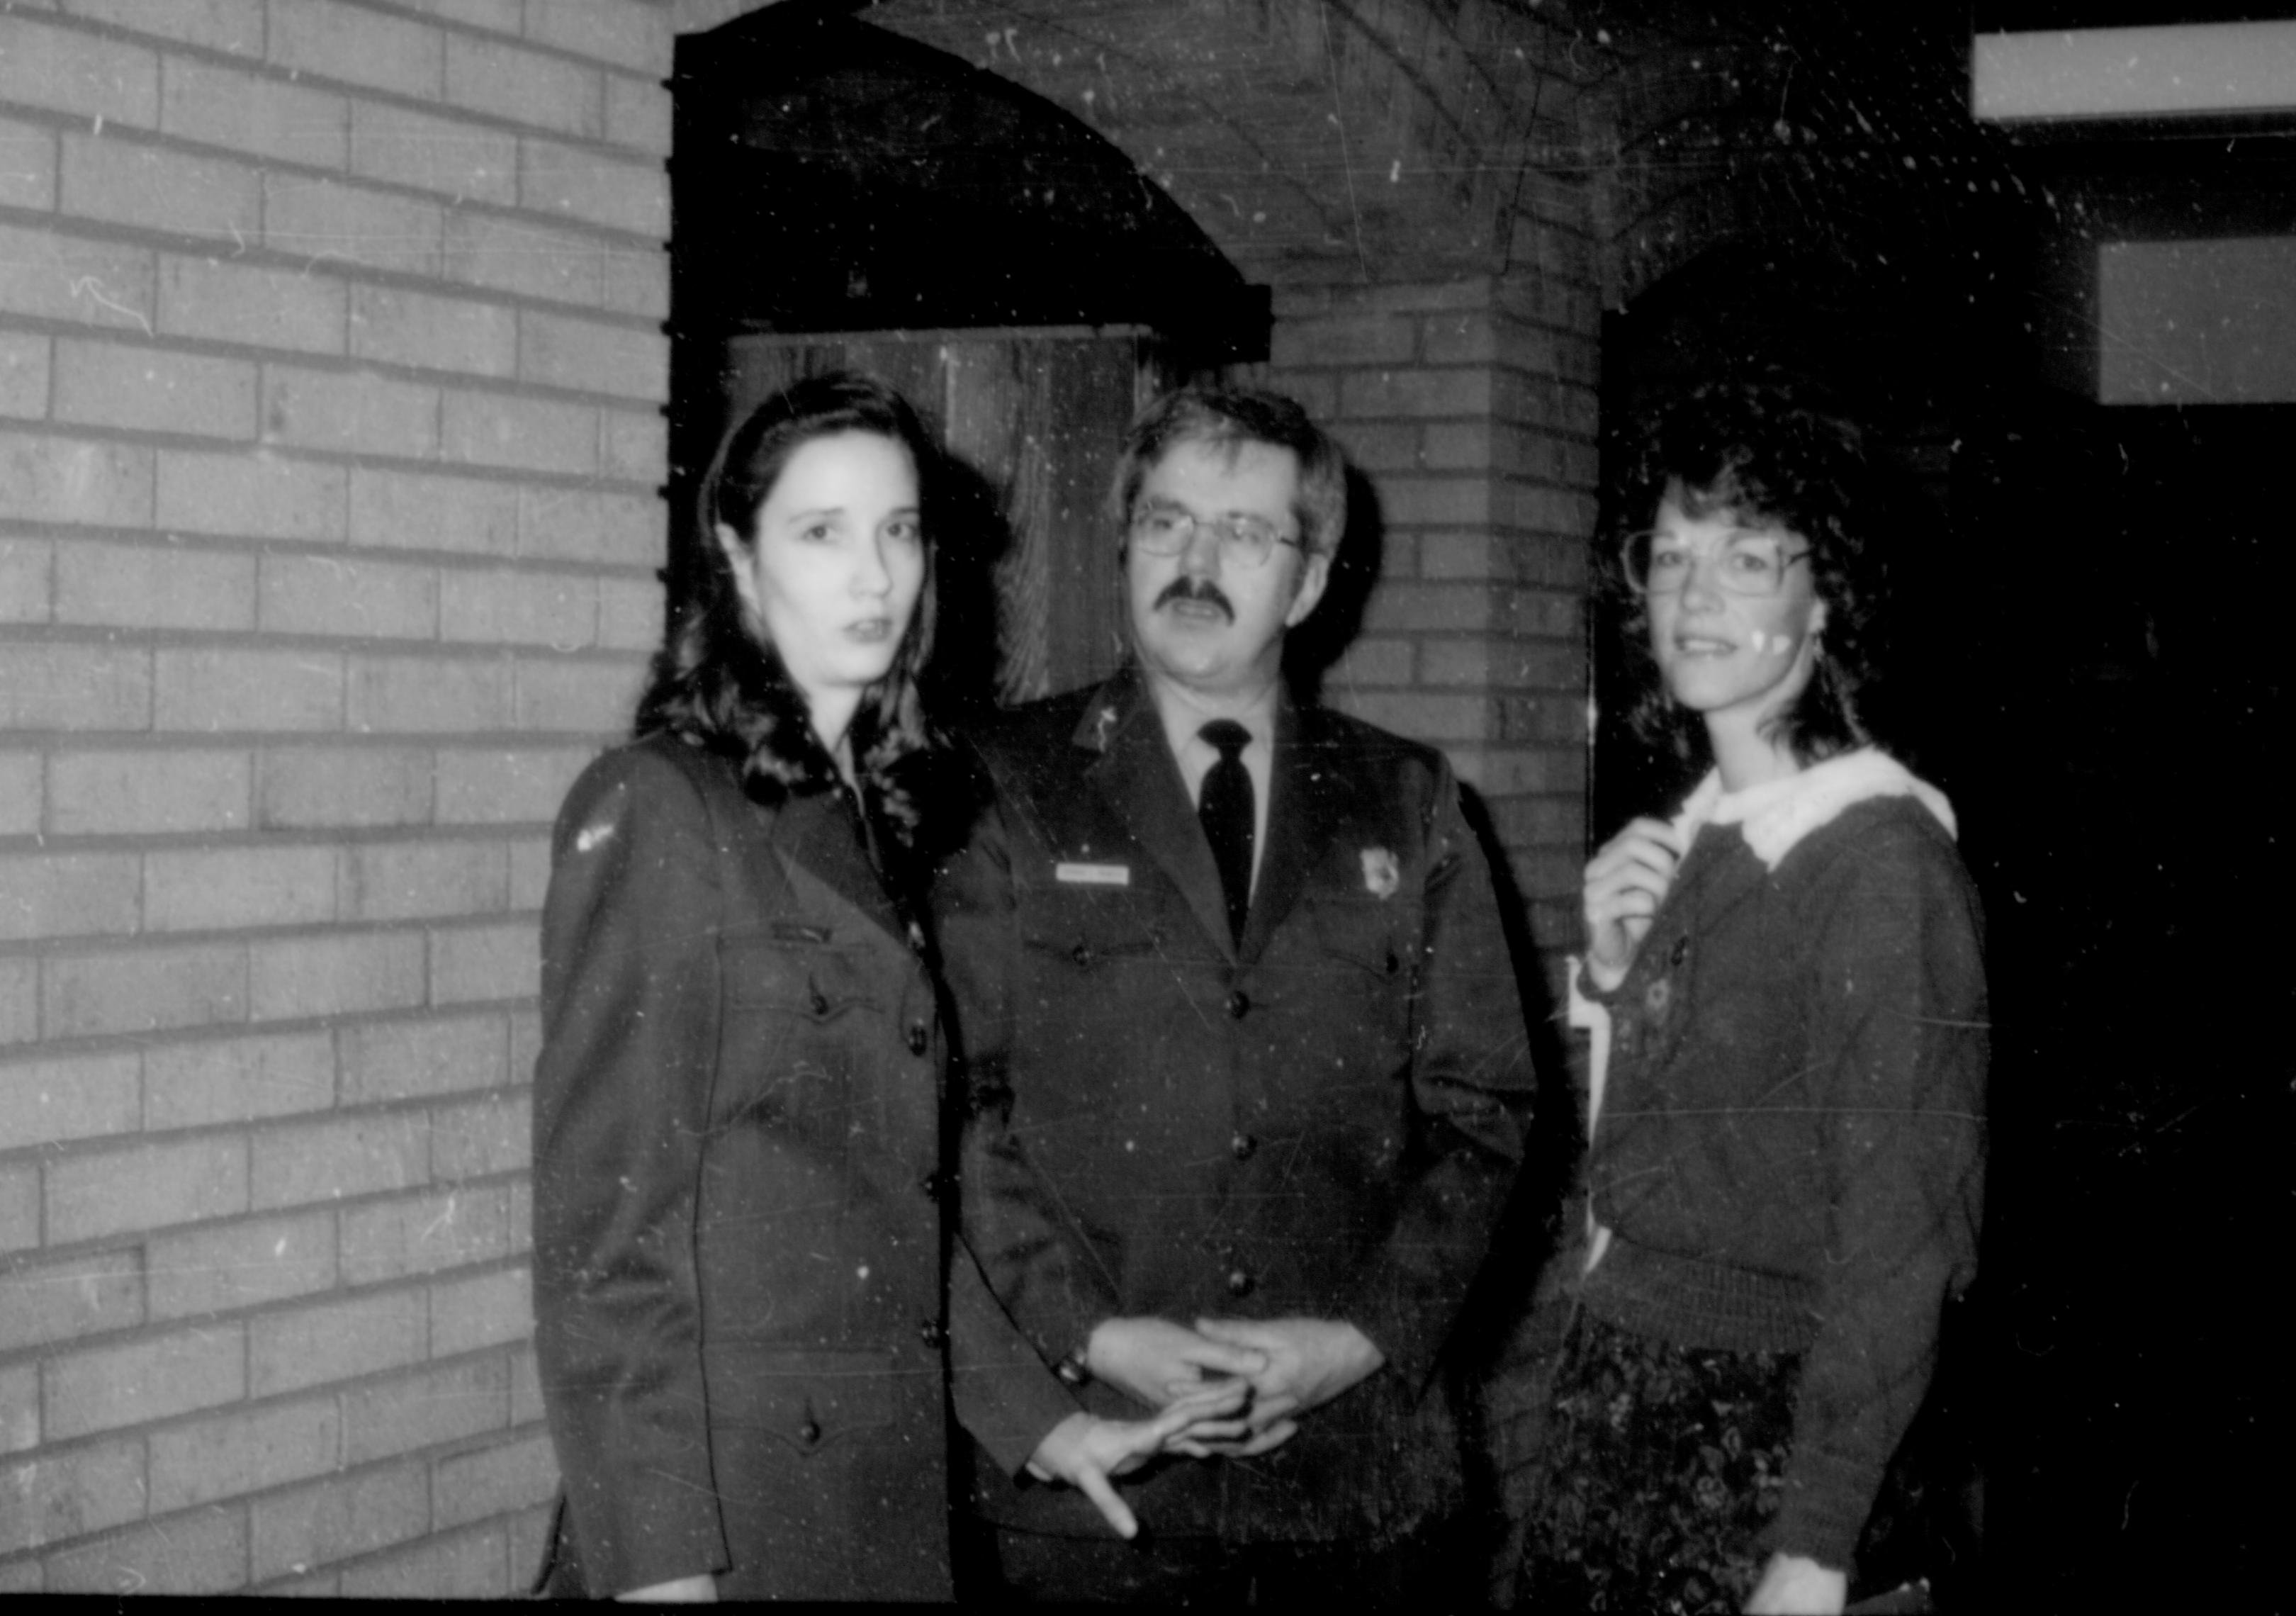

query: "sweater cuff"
left=1767, top=1444, right=1881, bottom=1573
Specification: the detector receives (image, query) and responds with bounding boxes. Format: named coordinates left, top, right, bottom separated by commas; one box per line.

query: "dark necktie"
left=1197, top=720, right=1254, bottom=946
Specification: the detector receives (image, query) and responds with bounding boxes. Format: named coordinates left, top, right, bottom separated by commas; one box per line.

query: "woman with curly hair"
left=1512, top=383, right=1988, bottom=1614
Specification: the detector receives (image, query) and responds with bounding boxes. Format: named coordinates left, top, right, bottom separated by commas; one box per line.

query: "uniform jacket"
left=935, top=668, right=1536, bottom=1543
left=529, top=732, right=1059, bottom=1600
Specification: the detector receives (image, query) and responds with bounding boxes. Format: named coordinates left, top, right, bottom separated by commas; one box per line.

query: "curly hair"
left=1108, top=386, right=1349, bottom=559
left=633, top=371, right=942, bottom=845
left=1605, top=381, right=1890, bottom=768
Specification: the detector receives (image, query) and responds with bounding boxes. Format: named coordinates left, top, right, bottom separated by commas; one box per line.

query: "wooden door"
left=685, top=329, right=1188, bottom=713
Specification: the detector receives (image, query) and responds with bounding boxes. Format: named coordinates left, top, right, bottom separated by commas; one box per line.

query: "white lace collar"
left=1668, top=748, right=1956, bottom=871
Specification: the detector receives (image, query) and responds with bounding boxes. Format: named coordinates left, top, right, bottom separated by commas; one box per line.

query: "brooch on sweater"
left=1361, top=847, right=1400, bottom=899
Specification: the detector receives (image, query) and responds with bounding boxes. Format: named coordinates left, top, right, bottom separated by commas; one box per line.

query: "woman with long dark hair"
left=1513, top=384, right=1988, bottom=1615
left=529, top=371, right=971, bottom=1600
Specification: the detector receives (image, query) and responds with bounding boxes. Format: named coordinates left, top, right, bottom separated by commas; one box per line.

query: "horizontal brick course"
left=268, top=0, right=443, bottom=100
left=441, top=211, right=602, bottom=308
left=248, top=1459, right=429, bottom=1583
left=259, top=553, right=439, bottom=641
left=52, top=538, right=256, bottom=633
left=0, top=221, right=154, bottom=331
left=0, top=641, right=152, bottom=731
left=347, top=655, right=512, bottom=734
left=517, top=310, right=668, bottom=402
left=340, top=1011, right=507, bottom=1104
left=430, top=1092, right=529, bottom=1181
left=0, top=431, right=154, bottom=528
left=159, top=55, right=348, bottom=170
left=142, top=1028, right=335, bottom=1131
left=519, top=139, right=667, bottom=239
left=67, top=0, right=262, bottom=56
left=340, top=1354, right=508, bottom=1465
left=147, top=1395, right=340, bottom=1515
left=339, top=1184, right=513, bottom=1289
left=512, top=656, right=643, bottom=733
left=0, top=333, right=51, bottom=417
left=527, top=0, right=676, bottom=74
left=153, top=647, right=344, bottom=734
left=339, top=841, right=510, bottom=924
left=350, top=284, right=518, bottom=379
left=145, top=1207, right=337, bottom=1319
left=351, top=467, right=520, bottom=556
left=429, top=1262, right=530, bottom=1356
left=429, top=923, right=539, bottom=1007
left=60, top=133, right=261, bottom=247
left=249, top=1286, right=427, bottom=1398
left=0, top=1433, right=146, bottom=1556
left=0, top=1247, right=144, bottom=1353
left=249, top=1108, right=428, bottom=1212
left=246, top=928, right=425, bottom=1023
left=350, top=101, right=517, bottom=207
left=262, top=175, right=444, bottom=279
left=40, top=1501, right=250, bottom=1594
left=433, top=746, right=592, bottom=825
left=0, top=852, right=141, bottom=943
left=43, top=1321, right=247, bottom=1441
left=260, top=364, right=439, bottom=459
left=48, top=753, right=252, bottom=840
left=439, top=568, right=597, bottom=648
left=41, top=942, right=247, bottom=1041
left=517, top=483, right=660, bottom=565
left=432, top=1427, right=556, bottom=1529
left=0, top=753, right=40, bottom=835
left=142, top=845, right=339, bottom=933
left=0, top=14, right=159, bottom=128
left=444, top=34, right=602, bottom=140
left=155, top=449, right=349, bottom=543
left=439, top=389, right=595, bottom=476
left=46, top=1130, right=249, bottom=1245
left=0, top=1048, right=141, bottom=1149
left=255, top=746, right=433, bottom=831
left=339, top=1518, right=507, bottom=1598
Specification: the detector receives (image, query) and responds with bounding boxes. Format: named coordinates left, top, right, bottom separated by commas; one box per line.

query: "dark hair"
left=1109, top=386, right=1348, bottom=559
left=1607, top=381, right=1889, bottom=767
left=634, top=371, right=940, bottom=843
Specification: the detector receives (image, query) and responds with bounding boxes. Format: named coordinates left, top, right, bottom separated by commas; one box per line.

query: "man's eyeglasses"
left=1621, top=530, right=1811, bottom=598
left=1130, top=505, right=1304, bottom=569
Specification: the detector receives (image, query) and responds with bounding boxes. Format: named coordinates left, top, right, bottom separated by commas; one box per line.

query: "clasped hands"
left=1025, top=1314, right=1384, bottom=1539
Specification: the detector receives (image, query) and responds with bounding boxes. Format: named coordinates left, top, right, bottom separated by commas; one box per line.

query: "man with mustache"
left=937, top=387, right=1536, bottom=1603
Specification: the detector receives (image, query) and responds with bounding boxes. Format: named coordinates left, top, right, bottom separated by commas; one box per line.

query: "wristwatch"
left=1054, top=1342, right=1092, bottom=1388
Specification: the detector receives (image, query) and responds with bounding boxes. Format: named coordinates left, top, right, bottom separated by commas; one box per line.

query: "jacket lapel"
left=766, top=785, right=910, bottom=949
left=1237, top=692, right=1345, bottom=964
left=1083, top=669, right=1238, bottom=962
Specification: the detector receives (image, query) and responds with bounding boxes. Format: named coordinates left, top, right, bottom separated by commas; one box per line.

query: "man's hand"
left=1085, top=1315, right=1268, bottom=1411
left=1179, top=1316, right=1383, bottom=1455
left=1023, top=1379, right=1253, bottom=1538
left=1744, top=1552, right=1847, bottom=1615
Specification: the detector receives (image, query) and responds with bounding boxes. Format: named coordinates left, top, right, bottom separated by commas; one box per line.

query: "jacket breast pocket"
left=1301, top=897, right=1413, bottom=1066
left=717, top=929, right=884, bottom=1127
left=1019, top=888, right=1168, bottom=976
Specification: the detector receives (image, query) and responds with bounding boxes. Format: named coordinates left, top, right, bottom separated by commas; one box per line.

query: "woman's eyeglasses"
left=1621, top=531, right=1811, bottom=598
left=1130, top=505, right=1304, bottom=569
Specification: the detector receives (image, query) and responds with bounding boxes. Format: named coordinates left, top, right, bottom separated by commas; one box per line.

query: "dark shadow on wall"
left=1285, top=462, right=1387, bottom=703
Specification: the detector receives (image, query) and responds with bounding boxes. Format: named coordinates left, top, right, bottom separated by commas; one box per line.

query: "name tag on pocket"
left=1054, top=862, right=1130, bottom=887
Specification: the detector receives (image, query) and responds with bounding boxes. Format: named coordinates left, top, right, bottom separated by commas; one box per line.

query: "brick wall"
left=0, top=0, right=670, bottom=1594
left=1260, top=269, right=1599, bottom=987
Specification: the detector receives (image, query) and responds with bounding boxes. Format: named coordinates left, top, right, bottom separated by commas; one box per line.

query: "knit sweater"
left=1572, top=749, right=1988, bottom=1571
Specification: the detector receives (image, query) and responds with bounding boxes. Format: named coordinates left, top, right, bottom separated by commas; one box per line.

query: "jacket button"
left=1225, top=1267, right=1254, bottom=1298
left=1071, top=943, right=1093, bottom=967
left=1230, top=1132, right=1256, bottom=1162
left=798, top=1418, right=823, bottom=1447
left=906, top=1023, right=930, bottom=1056
left=918, top=1318, right=947, bottom=1350
left=1225, top=990, right=1249, bottom=1019
left=807, top=987, right=829, bottom=1016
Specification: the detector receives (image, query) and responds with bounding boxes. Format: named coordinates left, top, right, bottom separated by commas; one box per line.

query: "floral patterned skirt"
left=1514, top=1309, right=1801, bottom=1615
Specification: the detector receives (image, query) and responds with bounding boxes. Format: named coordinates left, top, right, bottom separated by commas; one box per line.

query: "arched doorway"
left=669, top=2, right=1269, bottom=707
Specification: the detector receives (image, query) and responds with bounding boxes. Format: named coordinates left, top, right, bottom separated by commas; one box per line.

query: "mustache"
left=1154, top=577, right=1234, bottom=621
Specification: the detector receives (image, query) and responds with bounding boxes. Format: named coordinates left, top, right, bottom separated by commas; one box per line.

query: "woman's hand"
left=1024, top=1379, right=1254, bottom=1537
left=1582, top=816, right=1684, bottom=987
left=1744, top=1552, right=1847, bottom=1615
left=617, top=1573, right=717, bottom=1602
